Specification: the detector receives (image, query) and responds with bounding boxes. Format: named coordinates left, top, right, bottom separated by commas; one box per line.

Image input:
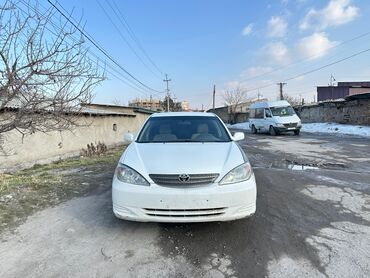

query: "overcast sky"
left=51, top=0, right=370, bottom=109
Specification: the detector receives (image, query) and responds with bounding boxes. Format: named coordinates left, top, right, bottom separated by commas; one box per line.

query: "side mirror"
left=124, top=132, right=135, bottom=143
left=233, top=132, right=245, bottom=141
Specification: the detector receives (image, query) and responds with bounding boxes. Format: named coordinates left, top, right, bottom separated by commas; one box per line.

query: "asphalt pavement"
left=1, top=131, right=369, bottom=278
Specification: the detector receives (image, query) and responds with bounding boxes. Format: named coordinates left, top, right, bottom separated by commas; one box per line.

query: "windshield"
left=270, top=106, right=296, bottom=117
left=137, top=116, right=231, bottom=143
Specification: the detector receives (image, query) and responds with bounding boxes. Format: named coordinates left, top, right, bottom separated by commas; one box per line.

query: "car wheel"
left=294, top=129, right=300, bottom=135
left=251, top=125, right=257, bottom=134
left=269, top=126, right=277, bottom=136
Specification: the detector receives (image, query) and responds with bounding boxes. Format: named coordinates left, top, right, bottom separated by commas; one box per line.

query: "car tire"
left=251, top=125, right=257, bottom=134
left=294, top=129, right=300, bottom=136
left=269, top=126, right=277, bottom=136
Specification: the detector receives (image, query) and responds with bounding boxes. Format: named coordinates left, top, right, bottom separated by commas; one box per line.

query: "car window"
left=255, top=108, right=264, bottom=119
left=137, top=116, right=231, bottom=143
left=265, top=109, right=272, bottom=118
left=270, top=106, right=296, bottom=117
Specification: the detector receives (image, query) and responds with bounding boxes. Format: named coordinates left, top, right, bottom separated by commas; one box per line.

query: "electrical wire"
left=17, top=0, right=153, bottom=97
left=239, top=30, right=370, bottom=83
left=109, top=0, right=164, bottom=76
left=47, top=0, right=163, bottom=94
left=95, top=0, right=163, bottom=80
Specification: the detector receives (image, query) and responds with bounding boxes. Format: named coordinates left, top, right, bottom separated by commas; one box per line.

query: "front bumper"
left=276, top=126, right=301, bottom=132
left=112, top=175, right=257, bottom=223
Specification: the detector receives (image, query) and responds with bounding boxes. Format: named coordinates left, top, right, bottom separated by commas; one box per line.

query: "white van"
left=249, top=100, right=301, bottom=135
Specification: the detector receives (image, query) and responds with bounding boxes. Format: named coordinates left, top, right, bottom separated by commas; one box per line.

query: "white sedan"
left=112, top=112, right=257, bottom=222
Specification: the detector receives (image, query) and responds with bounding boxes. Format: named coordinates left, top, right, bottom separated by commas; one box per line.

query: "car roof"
left=150, top=112, right=216, bottom=118
left=250, top=100, right=291, bottom=109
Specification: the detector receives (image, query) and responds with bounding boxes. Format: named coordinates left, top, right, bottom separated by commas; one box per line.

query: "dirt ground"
left=0, top=132, right=369, bottom=278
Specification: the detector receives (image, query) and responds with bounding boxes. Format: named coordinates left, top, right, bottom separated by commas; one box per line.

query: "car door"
left=255, top=108, right=265, bottom=131
left=264, top=108, right=274, bottom=130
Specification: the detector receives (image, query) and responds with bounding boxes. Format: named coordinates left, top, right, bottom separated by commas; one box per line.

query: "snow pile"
left=229, top=121, right=370, bottom=137
left=301, top=123, right=370, bottom=137
left=229, top=121, right=250, bottom=130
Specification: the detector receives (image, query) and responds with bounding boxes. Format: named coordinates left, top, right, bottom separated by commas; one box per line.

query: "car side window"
left=265, top=109, right=272, bottom=118
left=250, top=109, right=255, bottom=118
left=255, top=108, right=264, bottom=119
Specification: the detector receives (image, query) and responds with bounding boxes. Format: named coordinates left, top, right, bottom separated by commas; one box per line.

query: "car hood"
left=274, top=114, right=301, bottom=124
left=120, top=142, right=245, bottom=181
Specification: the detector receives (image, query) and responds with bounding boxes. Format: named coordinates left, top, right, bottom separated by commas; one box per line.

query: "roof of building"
left=78, top=107, right=136, bottom=117
left=1, top=101, right=137, bottom=117
left=345, top=92, right=370, bottom=100
left=82, top=102, right=158, bottom=114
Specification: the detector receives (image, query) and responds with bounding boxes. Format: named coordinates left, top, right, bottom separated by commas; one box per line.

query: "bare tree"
left=282, top=94, right=301, bottom=106
left=111, top=98, right=124, bottom=106
left=223, top=86, right=248, bottom=124
left=0, top=0, right=105, bottom=137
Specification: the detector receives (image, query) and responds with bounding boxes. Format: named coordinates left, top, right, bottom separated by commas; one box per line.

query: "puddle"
left=270, top=160, right=347, bottom=171
left=290, top=165, right=319, bottom=171
left=271, top=161, right=319, bottom=171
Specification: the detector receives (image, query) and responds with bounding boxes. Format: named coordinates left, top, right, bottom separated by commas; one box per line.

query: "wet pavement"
left=0, top=131, right=370, bottom=277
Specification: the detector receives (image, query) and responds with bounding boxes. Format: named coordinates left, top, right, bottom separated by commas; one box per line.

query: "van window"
left=265, top=109, right=272, bottom=118
left=250, top=109, right=255, bottom=118
left=270, top=106, right=296, bottom=117
left=255, top=108, right=264, bottom=119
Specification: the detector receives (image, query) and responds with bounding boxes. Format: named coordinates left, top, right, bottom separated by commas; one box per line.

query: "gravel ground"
left=0, top=132, right=369, bottom=277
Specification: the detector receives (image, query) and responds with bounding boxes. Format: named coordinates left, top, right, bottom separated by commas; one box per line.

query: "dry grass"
left=0, top=146, right=124, bottom=234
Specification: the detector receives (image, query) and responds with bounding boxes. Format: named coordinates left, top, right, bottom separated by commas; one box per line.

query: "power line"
left=109, top=0, right=164, bottom=76
left=192, top=46, right=370, bottom=99
left=17, top=0, right=153, bottom=97
left=95, top=0, right=163, bottom=80
left=47, top=0, right=163, bottom=94
left=247, top=47, right=370, bottom=93
left=239, top=30, right=370, bottom=83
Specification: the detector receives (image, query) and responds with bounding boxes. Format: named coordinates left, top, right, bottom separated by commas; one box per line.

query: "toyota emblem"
left=178, top=174, right=190, bottom=182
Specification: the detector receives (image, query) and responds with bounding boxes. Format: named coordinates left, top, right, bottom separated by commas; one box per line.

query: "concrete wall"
left=295, top=98, right=370, bottom=125
left=0, top=112, right=150, bottom=171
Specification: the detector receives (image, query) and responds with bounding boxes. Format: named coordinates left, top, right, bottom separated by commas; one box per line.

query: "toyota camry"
left=112, top=112, right=257, bottom=222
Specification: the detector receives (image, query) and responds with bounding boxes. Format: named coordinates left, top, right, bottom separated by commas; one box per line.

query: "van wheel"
left=294, top=129, right=300, bottom=135
left=251, top=125, right=257, bottom=134
left=269, top=126, right=277, bottom=136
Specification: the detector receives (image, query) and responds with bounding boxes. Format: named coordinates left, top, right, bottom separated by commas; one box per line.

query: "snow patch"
left=229, top=121, right=250, bottom=130
left=301, top=123, right=370, bottom=138
left=229, top=121, right=370, bottom=138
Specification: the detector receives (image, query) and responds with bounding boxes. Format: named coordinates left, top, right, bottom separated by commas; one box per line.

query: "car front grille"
left=149, top=173, right=219, bottom=186
left=283, top=123, right=297, bottom=128
left=143, top=207, right=226, bottom=218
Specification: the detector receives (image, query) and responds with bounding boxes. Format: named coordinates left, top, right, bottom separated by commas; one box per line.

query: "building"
left=317, top=81, right=370, bottom=102
left=129, top=98, right=161, bottom=111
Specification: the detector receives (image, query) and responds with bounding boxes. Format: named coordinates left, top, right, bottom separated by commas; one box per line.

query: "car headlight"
left=219, top=162, right=253, bottom=185
left=115, top=164, right=150, bottom=186
left=297, top=120, right=302, bottom=127
left=276, top=123, right=285, bottom=127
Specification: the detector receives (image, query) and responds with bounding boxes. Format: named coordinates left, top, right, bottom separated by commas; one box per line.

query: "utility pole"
left=212, top=84, right=216, bottom=112
left=163, top=74, right=171, bottom=112
left=257, top=89, right=262, bottom=100
left=277, top=82, right=287, bottom=100
left=330, top=74, right=336, bottom=100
